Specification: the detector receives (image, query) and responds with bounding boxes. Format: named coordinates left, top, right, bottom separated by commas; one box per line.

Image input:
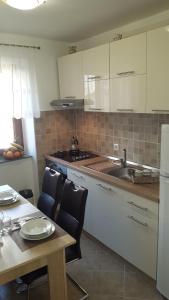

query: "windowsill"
left=0, top=155, right=32, bottom=164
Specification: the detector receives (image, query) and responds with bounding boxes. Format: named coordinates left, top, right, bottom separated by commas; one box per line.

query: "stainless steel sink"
left=102, top=166, right=139, bottom=179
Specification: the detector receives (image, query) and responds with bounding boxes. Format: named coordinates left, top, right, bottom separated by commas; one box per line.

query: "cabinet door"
left=110, top=75, right=146, bottom=113
left=58, top=52, right=84, bottom=99
left=82, top=44, right=109, bottom=80
left=110, top=33, right=146, bottom=78
left=147, top=26, right=169, bottom=113
left=90, top=179, right=126, bottom=255
left=121, top=191, right=158, bottom=279
left=84, top=79, right=110, bottom=112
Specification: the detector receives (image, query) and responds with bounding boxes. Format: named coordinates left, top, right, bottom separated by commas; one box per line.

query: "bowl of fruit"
left=3, top=143, right=24, bottom=160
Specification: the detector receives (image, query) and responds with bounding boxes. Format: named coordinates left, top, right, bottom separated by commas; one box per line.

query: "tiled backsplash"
left=34, top=111, right=75, bottom=185
left=76, top=112, right=169, bottom=168
left=34, top=110, right=169, bottom=185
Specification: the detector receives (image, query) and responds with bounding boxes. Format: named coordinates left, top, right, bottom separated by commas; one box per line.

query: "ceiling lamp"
left=1, top=0, right=47, bottom=10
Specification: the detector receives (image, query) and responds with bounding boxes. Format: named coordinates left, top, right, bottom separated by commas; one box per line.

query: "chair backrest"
left=37, top=192, right=56, bottom=219
left=37, top=167, right=65, bottom=220
left=56, top=179, right=88, bottom=259
left=42, top=167, right=65, bottom=201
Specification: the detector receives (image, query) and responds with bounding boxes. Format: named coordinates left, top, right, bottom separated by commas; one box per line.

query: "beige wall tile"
left=35, top=111, right=169, bottom=183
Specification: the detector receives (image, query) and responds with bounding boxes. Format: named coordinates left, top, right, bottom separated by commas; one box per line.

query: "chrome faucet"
left=120, top=148, right=127, bottom=168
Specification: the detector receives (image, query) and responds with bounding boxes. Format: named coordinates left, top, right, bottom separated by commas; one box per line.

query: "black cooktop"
left=50, top=150, right=98, bottom=162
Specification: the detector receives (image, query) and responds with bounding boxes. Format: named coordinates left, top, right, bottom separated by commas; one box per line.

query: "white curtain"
left=0, top=46, right=40, bottom=119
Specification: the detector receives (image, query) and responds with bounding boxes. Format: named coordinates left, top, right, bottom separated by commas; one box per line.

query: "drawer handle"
left=88, top=108, right=102, bottom=111
left=128, top=201, right=148, bottom=211
left=71, top=172, right=85, bottom=180
left=97, top=183, right=114, bottom=192
left=152, top=109, right=169, bottom=112
left=88, top=76, right=101, bottom=80
left=117, top=109, right=133, bottom=112
left=65, top=96, right=76, bottom=99
left=117, top=71, right=135, bottom=76
left=128, top=215, right=148, bottom=227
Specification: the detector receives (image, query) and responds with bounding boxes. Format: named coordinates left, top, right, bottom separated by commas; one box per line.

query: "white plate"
left=21, top=218, right=52, bottom=237
left=0, top=195, right=13, bottom=202
left=0, top=197, right=19, bottom=206
left=19, top=224, right=55, bottom=241
left=0, top=190, right=16, bottom=199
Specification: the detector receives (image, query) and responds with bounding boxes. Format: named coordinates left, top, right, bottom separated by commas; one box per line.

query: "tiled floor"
left=0, top=232, right=166, bottom=300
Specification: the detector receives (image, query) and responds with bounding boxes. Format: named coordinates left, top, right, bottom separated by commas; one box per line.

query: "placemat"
left=10, top=212, right=66, bottom=252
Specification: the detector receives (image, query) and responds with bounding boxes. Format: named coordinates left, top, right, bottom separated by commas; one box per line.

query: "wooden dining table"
left=0, top=185, right=75, bottom=300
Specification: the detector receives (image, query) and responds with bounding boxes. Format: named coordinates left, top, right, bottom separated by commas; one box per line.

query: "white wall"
left=75, top=9, right=169, bottom=50
left=0, top=32, right=69, bottom=111
left=0, top=157, right=35, bottom=197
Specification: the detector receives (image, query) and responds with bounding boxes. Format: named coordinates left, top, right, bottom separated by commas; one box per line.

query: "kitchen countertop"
left=45, top=154, right=159, bottom=203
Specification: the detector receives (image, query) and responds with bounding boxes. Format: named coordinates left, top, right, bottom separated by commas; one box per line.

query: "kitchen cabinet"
left=58, top=52, right=84, bottom=99
left=110, top=33, right=146, bottom=78
left=110, top=33, right=146, bottom=113
left=82, top=44, right=109, bottom=81
left=67, top=168, right=158, bottom=279
left=82, top=44, right=110, bottom=112
left=84, top=79, right=110, bottom=112
left=147, top=26, right=169, bottom=113
left=110, top=75, right=146, bottom=113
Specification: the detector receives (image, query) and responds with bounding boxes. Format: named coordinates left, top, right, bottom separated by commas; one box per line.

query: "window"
left=0, top=46, right=40, bottom=149
left=0, top=117, right=14, bottom=149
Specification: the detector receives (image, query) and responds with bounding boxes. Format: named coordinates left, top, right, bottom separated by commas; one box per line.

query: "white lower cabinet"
left=67, top=168, right=158, bottom=279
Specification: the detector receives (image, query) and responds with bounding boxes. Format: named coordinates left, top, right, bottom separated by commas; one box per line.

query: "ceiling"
left=0, top=0, right=169, bottom=42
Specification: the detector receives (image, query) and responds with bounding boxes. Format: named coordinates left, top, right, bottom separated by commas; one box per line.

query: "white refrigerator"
left=157, top=124, right=169, bottom=299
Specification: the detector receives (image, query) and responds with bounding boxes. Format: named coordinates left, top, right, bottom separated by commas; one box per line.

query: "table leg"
left=47, top=249, right=67, bottom=300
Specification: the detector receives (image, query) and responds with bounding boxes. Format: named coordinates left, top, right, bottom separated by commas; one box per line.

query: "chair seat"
left=21, top=266, right=47, bottom=285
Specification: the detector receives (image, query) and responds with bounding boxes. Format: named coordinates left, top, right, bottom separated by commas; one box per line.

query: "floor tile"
left=0, top=233, right=165, bottom=300
left=124, top=271, right=162, bottom=299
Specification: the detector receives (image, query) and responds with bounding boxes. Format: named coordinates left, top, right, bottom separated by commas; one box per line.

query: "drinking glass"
left=0, top=212, right=4, bottom=237
left=3, top=215, right=12, bottom=233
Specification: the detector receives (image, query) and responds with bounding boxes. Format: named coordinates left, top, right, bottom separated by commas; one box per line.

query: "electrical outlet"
left=113, top=144, right=119, bottom=151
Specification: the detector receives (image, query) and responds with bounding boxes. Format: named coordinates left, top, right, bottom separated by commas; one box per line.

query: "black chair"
left=17, top=179, right=88, bottom=300
left=37, top=167, right=65, bottom=219
left=41, top=167, right=65, bottom=201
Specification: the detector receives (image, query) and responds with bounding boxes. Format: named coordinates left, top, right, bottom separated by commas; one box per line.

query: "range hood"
left=50, top=99, right=84, bottom=110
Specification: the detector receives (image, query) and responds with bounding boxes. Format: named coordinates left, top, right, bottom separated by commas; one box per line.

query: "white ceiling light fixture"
left=1, top=0, right=47, bottom=10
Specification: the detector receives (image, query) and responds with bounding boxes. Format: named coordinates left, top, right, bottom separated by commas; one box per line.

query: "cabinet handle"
left=128, top=201, right=148, bottom=211
left=152, top=109, right=169, bottom=112
left=87, top=76, right=101, bottom=80
left=64, top=96, right=76, bottom=99
left=88, top=108, right=102, bottom=111
left=128, top=215, right=148, bottom=227
left=117, top=71, right=135, bottom=76
left=96, top=183, right=114, bottom=192
left=117, top=109, right=133, bottom=112
left=70, top=172, right=85, bottom=180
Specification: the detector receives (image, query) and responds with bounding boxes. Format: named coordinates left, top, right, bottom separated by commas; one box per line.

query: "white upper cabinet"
left=82, top=44, right=109, bottom=80
left=147, top=26, right=169, bottom=113
left=110, top=33, right=146, bottom=78
left=84, top=79, right=110, bottom=112
left=110, top=33, right=147, bottom=113
left=110, top=75, right=146, bottom=113
left=58, top=52, right=84, bottom=99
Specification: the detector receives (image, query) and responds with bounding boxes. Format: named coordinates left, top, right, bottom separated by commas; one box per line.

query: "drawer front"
left=67, top=169, right=87, bottom=187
